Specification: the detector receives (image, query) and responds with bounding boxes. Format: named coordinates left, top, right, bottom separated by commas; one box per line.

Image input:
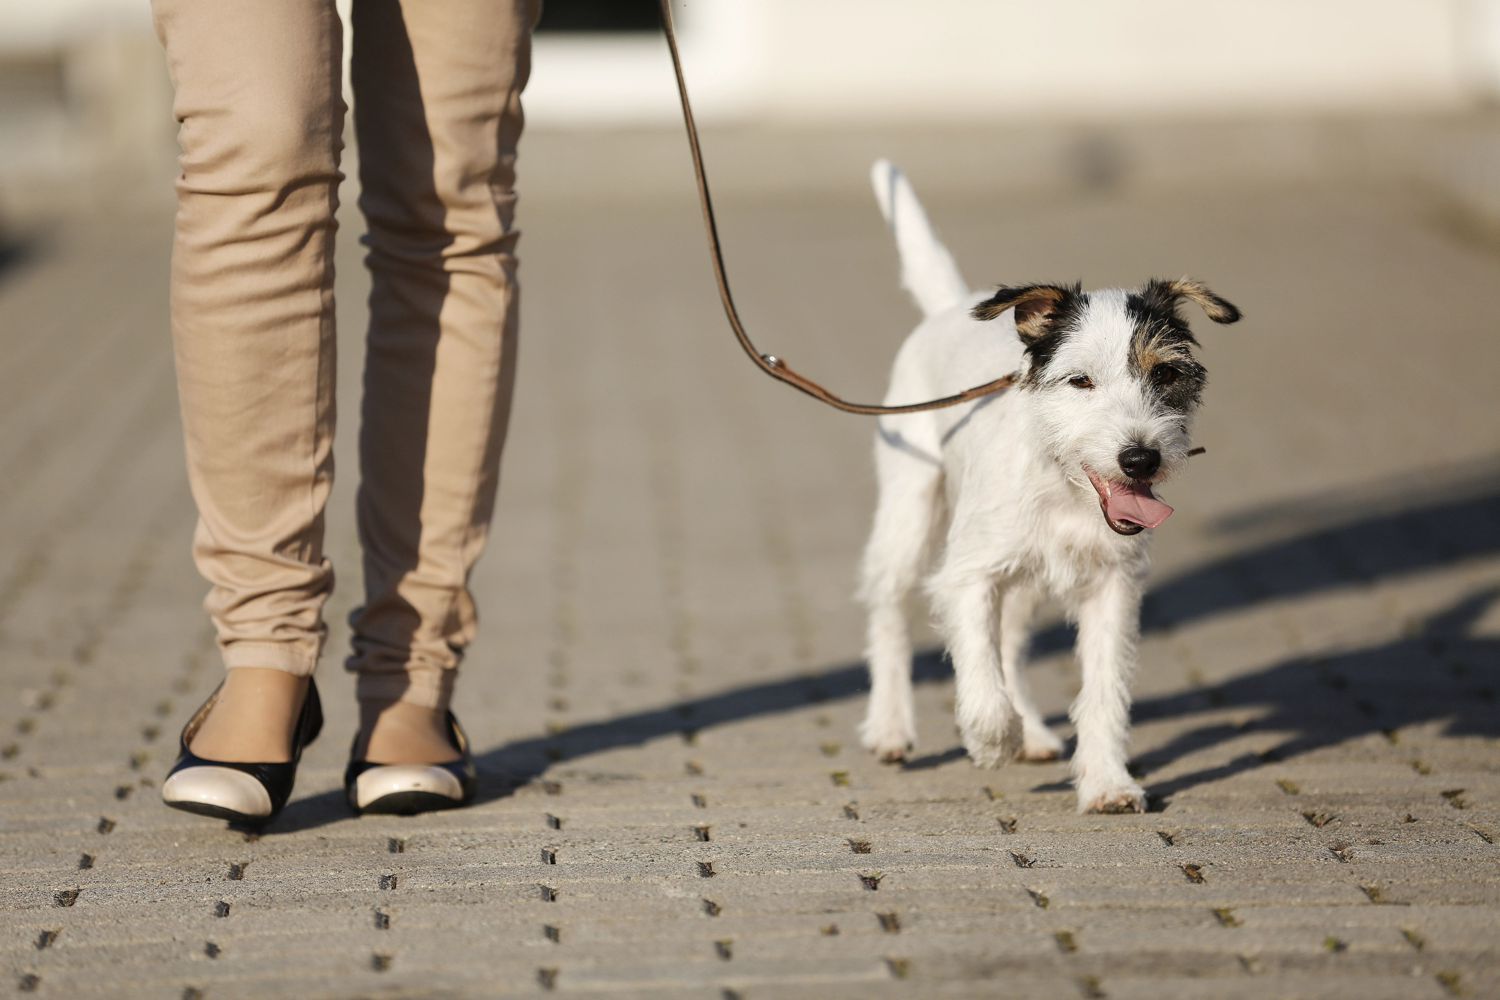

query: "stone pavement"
left=1, top=123, right=1498, bottom=999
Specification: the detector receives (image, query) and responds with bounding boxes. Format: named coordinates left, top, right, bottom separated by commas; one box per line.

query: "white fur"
left=857, top=164, right=1201, bottom=814
left=869, top=159, right=970, bottom=316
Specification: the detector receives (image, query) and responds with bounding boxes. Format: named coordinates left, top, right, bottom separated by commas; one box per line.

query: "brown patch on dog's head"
left=973, top=283, right=1086, bottom=387
left=971, top=283, right=1082, bottom=346
left=1132, top=332, right=1206, bottom=412
left=1132, top=327, right=1197, bottom=376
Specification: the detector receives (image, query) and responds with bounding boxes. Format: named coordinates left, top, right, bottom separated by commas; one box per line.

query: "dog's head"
left=972, top=278, right=1240, bottom=535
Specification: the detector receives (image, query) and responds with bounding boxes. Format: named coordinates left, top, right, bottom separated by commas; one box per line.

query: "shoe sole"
left=163, top=797, right=272, bottom=826
left=355, top=790, right=468, bottom=816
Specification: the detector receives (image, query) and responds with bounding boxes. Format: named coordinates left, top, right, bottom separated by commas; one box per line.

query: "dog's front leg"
left=933, top=575, right=1021, bottom=768
left=997, top=583, right=1065, bottom=762
left=1069, top=571, right=1147, bottom=813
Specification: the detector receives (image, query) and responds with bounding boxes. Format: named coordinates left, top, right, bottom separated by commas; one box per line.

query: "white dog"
left=857, top=161, right=1240, bottom=813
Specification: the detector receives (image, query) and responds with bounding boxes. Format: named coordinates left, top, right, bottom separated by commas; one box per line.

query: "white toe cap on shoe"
left=353, top=764, right=465, bottom=809
left=162, top=766, right=273, bottom=818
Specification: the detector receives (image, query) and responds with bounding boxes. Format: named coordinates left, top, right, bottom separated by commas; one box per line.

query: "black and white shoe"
left=161, top=680, right=323, bottom=826
left=344, top=712, right=477, bottom=815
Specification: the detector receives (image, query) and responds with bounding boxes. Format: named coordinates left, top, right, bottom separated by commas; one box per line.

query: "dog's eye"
left=1151, top=365, right=1179, bottom=387
left=1067, top=375, right=1095, bottom=390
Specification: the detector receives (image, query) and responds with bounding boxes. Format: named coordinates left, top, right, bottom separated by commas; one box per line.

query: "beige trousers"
left=153, top=0, right=536, bottom=708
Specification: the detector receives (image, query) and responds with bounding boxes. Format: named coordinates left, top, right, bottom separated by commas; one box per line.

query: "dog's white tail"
left=870, top=159, right=969, bottom=317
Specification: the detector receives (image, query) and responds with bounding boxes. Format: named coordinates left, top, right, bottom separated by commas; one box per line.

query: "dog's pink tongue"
left=1106, top=481, right=1174, bottom=529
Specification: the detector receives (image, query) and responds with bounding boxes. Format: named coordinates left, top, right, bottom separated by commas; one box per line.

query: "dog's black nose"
left=1118, top=446, right=1160, bottom=481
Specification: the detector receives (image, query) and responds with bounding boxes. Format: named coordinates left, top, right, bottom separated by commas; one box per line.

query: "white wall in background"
left=1464, top=0, right=1500, bottom=94
left=0, top=0, right=152, bottom=48
left=526, top=0, right=1484, bottom=124
left=3, top=0, right=1495, bottom=124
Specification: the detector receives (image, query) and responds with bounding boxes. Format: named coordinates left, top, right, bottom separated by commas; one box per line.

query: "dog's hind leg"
left=996, top=583, right=1066, bottom=762
left=857, top=438, right=941, bottom=763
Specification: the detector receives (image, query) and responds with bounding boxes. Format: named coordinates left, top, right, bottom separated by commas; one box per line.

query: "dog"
left=857, top=161, right=1240, bottom=813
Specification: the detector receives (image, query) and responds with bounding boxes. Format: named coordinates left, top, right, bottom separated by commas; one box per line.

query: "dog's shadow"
left=1127, top=585, right=1499, bottom=802
left=274, top=465, right=1500, bottom=831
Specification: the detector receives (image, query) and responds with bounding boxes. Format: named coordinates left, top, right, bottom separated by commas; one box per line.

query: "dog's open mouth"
left=1084, top=467, right=1174, bottom=536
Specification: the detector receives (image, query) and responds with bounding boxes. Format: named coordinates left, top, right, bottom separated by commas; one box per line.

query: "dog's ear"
left=970, top=284, right=1077, bottom=345
left=1144, top=278, right=1241, bottom=325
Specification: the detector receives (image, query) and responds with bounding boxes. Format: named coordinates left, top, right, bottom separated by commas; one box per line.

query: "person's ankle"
left=187, top=668, right=310, bottom=763
left=356, top=699, right=461, bottom=765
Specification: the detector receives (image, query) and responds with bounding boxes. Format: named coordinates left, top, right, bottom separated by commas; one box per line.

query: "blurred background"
left=3, top=0, right=1500, bottom=215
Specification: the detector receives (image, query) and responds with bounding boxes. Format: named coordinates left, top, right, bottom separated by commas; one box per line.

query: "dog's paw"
left=1078, top=781, right=1147, bottom=815
left=868, top=740, right=912, bottom=764
left=1016, top=725, right=1066, bottom=763
left=859, top=718, right=915, bottom=764
left=960, top=714, right=1022, bottom=770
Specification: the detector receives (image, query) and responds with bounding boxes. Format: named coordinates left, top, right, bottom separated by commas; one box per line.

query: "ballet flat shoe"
left=345, top=711, right=476, bottom=816
left=161, top=679, right=322, bottom=825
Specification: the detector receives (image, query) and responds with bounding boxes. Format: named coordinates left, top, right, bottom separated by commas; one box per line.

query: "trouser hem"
left=354, top=668, right=456, bottom=710
left=221, top=641, right=320, bottom=677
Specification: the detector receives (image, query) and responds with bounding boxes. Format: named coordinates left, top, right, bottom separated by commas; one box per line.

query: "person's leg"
left=152, top=0, right=343, bottom=761
left=347, top=0, right=537, bottom=763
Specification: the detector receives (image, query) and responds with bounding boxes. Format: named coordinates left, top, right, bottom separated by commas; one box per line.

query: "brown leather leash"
left=656, top=0, right=1018, bottom=416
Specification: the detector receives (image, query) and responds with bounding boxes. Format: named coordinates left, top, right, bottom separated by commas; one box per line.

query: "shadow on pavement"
left=1134, top=586, right=1499, bottom=803
left=272, top=464, right=1500, bottom=832
left=1034, top=459, right=1500, bottom=659
left=0, top=234, right=45, bottom=289
left=271, top=651, right=950, bottom=833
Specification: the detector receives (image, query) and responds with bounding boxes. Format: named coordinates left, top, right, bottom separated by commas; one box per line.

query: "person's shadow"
left=273, top=463, right=1500, bottom=831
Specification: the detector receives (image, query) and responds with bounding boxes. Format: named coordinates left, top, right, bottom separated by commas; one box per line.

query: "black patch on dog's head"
left=1124, top=278, right=1237, bottom=412
left=1132, top=277, right=1241, bottom=327
left=971, top=283, right=1085, bottom=387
